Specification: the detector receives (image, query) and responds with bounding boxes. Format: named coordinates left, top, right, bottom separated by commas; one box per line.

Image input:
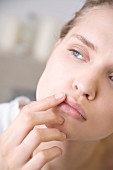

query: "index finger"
left=3, top=93, right=66, bottom=145
left=23, top=92, right=66, bottom=113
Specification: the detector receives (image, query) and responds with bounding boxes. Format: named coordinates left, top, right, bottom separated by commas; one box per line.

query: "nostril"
left=85, top=94, right=89, bottom=99
left=75, top=85, right=78, bottom=90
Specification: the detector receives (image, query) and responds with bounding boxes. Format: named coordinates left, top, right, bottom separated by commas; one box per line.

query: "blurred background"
left=0, top=0, right=85, bottom=102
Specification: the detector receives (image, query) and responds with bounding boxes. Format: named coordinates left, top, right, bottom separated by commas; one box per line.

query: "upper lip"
left=64, top=96, right=87, bottom=120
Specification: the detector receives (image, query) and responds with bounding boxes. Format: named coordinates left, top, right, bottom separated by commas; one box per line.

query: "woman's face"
left=36, top=6, right=113, bottom=141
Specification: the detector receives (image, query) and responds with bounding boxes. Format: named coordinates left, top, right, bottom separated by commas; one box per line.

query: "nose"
left=72, top=74, right=98, bottom=101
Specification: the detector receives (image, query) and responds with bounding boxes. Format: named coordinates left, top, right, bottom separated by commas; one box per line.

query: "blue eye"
left=110, top=76, right=113, bottom=82
left=70, top=49, right=83, bottom=60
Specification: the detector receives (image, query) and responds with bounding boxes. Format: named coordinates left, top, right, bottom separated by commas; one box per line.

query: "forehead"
left=64, top=6, right=113, bottom=52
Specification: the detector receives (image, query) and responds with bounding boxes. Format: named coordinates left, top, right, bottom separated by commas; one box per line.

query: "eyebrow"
left=70, top=34, right=96, bottom=51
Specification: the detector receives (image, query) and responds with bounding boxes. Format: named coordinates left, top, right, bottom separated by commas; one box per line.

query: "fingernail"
left=58, top=116, right=65, bottom=124
left=55, top=92, right=65, bottom=100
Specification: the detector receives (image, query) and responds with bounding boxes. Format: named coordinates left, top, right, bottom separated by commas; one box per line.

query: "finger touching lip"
left=58, top=95, right=87, bottom=121
left=33, top=92, right=66, bottom=112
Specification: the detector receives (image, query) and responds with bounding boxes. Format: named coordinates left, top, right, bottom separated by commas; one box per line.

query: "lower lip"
left=58, top=103, right=85, bottom=121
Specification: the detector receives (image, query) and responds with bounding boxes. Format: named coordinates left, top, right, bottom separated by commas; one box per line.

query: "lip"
left=58, top=96, right=87, bottom=121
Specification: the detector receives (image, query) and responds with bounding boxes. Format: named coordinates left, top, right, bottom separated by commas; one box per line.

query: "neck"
left=41, top=140, right=101, bottom=170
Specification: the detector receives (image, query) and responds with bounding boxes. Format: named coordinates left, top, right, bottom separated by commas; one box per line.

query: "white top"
left=0, top=96, right=30, bottom=133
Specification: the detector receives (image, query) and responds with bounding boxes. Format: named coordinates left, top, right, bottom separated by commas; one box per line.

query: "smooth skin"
left=1, top=4, right=113, bottom=170
left=0, top=93, right=66, bottom=170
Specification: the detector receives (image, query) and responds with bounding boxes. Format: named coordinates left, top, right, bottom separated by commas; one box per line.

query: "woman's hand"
left=0, top=93, right=66, bottom=170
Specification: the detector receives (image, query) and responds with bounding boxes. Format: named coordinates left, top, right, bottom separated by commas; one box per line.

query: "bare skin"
left=37, top=134, right=113, bottom=170
left=1, top=5, right=113, bottom=170
left=0, top=93, right=67, bottom=170
left=35, top=6, right=113, bottom=170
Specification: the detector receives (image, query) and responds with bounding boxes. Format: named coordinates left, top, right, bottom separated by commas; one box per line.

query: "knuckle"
left=52, top=129, right=65, bottom=140
left=53, top=128, right=61, bottom=136
left=54, top=128, right=60, bottom=133
left=38, top=151, right=48, bottom=163
left=21, top=104, right=31, bottom=114
left=50, top=113, right=57, bottom=122
left=22, top=108, right=34, bottom=127
left=33, top=128, right=42, bottom=142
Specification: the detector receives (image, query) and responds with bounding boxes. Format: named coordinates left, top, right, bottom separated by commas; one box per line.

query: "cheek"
left=36, top=54, right=74, bottom=100
left=36, top=63, right=66, bottom=100
left=84, top=89, right=113, bottom=140
left=36, top=69, right=55, bottom=100
left=86, top=101, right=113, bottom=140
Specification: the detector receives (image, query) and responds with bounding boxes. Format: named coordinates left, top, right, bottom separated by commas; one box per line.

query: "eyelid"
left=69, top=43, right=89, bottom=56
left=68, top=45, right=89, bottom=62
left=108, top=71, right=113, bottom=76
left=109, top=74, right=113, bottom=79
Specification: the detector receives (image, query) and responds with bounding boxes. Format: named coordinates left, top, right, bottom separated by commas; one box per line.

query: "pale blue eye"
left=110, top=76, right=113, bottom=81
left=72, top=50, right=83, bottom=59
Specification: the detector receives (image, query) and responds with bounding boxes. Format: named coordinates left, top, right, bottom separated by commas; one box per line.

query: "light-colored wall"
left=0, top=0, right=85, bottom=26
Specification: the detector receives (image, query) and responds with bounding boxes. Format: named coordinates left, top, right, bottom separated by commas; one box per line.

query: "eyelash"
left=109, top=76, right=113, bottom=82
left=69, top=49, right=86, bottom=62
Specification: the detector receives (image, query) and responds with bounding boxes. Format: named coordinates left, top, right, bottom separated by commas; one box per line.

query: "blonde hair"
left=60, top=0, right=113, bottom=38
